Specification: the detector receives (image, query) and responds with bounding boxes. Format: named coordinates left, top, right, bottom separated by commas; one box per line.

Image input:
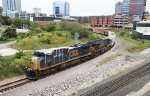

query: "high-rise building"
left=129, top=0, right=145, bottom=18
left=115, top=2, right=123, bottom=14
left=53, top=1, right=70, bottom=17
left=2, top=0, right=21, bottom=12
left=0, top=7, right=3, bottom=16
left=33, top=8, right=41, bottom=17
left=2, top=0, right=21, bottom=18
left=122, top=0, right=130, bottom=16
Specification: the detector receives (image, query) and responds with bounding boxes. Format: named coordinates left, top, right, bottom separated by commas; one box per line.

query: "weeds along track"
left=80, top=63, right=150, bottom=96
left=0, top=78, right=31, bottom=93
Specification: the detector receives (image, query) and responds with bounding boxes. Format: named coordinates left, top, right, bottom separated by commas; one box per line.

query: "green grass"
left=13, top=31, right=103, bottom=50
left=109, top=28, right=150, bottom=52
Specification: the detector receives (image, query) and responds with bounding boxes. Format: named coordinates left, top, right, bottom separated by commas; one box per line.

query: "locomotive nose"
left=27, top=57, right=39, bottom=70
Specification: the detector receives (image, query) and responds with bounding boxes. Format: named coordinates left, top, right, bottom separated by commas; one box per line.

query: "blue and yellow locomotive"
left=26, top=38, right=114, bottom=79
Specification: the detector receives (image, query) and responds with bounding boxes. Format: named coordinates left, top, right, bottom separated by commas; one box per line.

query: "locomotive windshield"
left=34, top=52, right=45, bottom=57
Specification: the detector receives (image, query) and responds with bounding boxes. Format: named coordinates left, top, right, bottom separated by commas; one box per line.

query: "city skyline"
left=0, top=0, right=150, bottom=16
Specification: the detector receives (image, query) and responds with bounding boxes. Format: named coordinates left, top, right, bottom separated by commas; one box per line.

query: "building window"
left=55, top=7, right=60, bottom=15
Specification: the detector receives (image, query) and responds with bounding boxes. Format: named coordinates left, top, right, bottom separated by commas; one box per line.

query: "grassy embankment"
left=109, top=28, right=150, bottom=52
left=0, top=22, right=103, bottom=80
left=13, top=31, right=102, bottom=50
left=0, top=52, right=32, bottom=80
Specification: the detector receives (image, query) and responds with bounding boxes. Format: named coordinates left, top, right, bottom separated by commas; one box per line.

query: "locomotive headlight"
left=27, top=68, right=33, bottom=71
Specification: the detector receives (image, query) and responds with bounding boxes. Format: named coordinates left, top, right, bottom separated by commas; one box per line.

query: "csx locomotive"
left=26, top=38, right=114, bottom=79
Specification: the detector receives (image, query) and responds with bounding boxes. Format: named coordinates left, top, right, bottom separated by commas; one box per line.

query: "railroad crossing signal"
left=75, top=32, right=80, bottom=45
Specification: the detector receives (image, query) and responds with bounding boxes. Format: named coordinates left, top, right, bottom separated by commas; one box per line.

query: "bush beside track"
left=0, top=52, right=32, bottom=80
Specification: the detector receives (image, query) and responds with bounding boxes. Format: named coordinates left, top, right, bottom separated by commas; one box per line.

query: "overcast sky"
left=0, top=0, right=150, bottom=16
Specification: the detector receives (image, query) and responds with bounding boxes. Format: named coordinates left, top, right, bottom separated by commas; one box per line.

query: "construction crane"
left=142, top=0, right=147, bottom=20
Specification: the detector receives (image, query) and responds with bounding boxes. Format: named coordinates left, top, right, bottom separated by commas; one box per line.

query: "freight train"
left=26, top=38, right=115, bottom=79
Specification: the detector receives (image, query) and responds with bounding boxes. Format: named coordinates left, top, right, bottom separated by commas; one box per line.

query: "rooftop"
left=35, top=47, right=75, bottom=55
left=137, top=21, right=150, bottom=24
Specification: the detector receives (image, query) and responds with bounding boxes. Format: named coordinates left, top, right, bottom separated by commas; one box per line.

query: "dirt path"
left=0, top=41, right=16, bottom=49
left=0, top=41, right=18, bottom=56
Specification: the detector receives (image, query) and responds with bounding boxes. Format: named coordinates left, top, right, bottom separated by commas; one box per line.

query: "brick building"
left=89, top=16, right=114, bottom=28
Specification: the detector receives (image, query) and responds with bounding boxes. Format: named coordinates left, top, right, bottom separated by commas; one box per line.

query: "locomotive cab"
left=26, top=51, right=52, bottom=79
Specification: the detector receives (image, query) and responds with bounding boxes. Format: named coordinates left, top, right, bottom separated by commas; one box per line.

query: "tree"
left=1, top=16, right=12, bottom=26
left=13, top=18, right=31, bottom=29
left=13, top=18, right=23, bottom=29
left=29, top=21, right=39, bottom=30
left=59, top=22, right=81, bottom=31
left=23, top=19, right=30, bottom=28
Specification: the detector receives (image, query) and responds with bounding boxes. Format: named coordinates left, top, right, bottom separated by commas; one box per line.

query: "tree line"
left=0, top=16, right=31, bottom=29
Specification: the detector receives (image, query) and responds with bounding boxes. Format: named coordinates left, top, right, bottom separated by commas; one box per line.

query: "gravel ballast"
left=109, top=73, right=150, bottom=96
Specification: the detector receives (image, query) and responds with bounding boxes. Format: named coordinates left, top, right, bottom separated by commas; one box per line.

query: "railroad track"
left=0, top=78, right=31, bottom=93
left=80, top=63, right=150, bottom=96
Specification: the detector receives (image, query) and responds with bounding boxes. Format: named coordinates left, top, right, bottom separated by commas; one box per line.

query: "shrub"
left=47, top=25, right=56, bottom=32
left=17, top=33, right=28, bottom=39
left=119, top=31, right=126, bottom=37
left=1, top=27, right=17, bottom=39
left=34, top=27, right=42, bottom=33
left=15, top=50, right=24, bottom=59
left=41, top=26, right=48, bottom=31
left=131, top=32, right=143, bottom=40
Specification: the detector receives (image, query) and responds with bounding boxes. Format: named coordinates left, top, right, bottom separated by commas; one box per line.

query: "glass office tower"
left=2, top=0, right=21, bottom=12
left=53, top=1, right=70, bottom=16
left=122, top=0, right=130, bottom=16
left=2, top=0, right=21, bottom=18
